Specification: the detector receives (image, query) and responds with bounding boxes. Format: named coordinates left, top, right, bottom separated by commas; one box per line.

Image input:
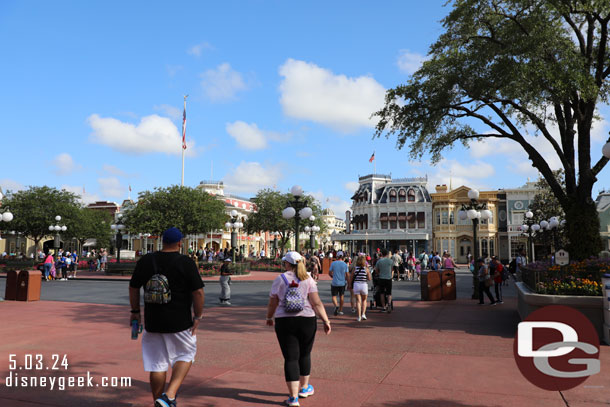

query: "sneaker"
left=224, top=301, right=232, bottom=305
left=498, top=301, right=504, bottom=304
left=338, top=311, right=344, bottom=315
left=333, top=307, right=338, bottom=316
left=361, top=314, right=367, bottom=320
left=285, top=396, right=300, bottom=406
left=357, top=316, right=361, bottom=322
left=155, top=393, right=177, bottom=407
left=490, top=302, right=497, bottom=306
left=351, top=308, right=356, bottom=313
left=299, top=384, right=314, bottom=398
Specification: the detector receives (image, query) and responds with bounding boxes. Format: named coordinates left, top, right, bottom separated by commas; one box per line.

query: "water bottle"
left=131, top=319, right=141, bottom=340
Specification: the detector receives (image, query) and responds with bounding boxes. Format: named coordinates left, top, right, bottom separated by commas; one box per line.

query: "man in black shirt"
left=129, top=227, right=204, bottom=407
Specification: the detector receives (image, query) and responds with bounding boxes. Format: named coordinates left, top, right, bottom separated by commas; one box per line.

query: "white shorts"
left=142, top=329, right=197, bottom=372
left=353, top=281, right=369, bottom=296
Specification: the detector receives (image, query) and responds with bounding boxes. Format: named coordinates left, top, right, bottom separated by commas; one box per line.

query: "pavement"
left=1, top=273, right=609, bottom=407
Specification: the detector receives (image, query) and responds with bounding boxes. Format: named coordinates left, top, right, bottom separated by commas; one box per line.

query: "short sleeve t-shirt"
left=329, top=260, right=348, bottom=286
left=375, top=257, right=393, bottom=280
left=130, top=251, right=204, bottom=333
left=270, top=271, right=318, bottom=318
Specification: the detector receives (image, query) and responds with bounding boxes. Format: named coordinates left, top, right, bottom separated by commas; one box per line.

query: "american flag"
left=182, top=104, right=187, bottom=150
left=369, top=152, right=375, bottom=163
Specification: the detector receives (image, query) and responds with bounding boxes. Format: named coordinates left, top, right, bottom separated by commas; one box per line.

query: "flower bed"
left=248, top=259, right=282, bottom=272
left=522, top=258, right=608, bottom=296
left=199, top=261, right=248, bottom=276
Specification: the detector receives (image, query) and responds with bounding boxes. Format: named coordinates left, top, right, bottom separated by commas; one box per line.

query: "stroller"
left=369, top=275, right=394, bottom=311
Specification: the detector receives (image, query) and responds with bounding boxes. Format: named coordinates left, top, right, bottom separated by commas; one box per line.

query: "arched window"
left=399, top=189, right=406, bottom=202
left=408, top=189, right=416, bottom=202
left=389, top=190, right=397, bottom=203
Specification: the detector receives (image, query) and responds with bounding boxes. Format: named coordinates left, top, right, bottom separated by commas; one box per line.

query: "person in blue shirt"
left=329, top=251, right=349, bottom=315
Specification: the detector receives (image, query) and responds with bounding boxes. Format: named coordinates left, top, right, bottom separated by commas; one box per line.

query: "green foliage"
left=245, top=189, right=326, bottom=249
left=2, top=186, right=80, bottom=246
left=529, top=170, right=568, bottom=249
left=374, top=0, right=610, bottom=259
left=124, top=185, right=227, bottom=235
left=68, top=208, right=113, bottom=249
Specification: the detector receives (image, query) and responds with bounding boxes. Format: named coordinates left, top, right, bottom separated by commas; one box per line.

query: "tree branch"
left=561, top=13, right=586, bottom=55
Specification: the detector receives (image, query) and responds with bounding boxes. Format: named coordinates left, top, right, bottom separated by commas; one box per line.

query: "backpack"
left=280, top=274, right=304, bottom=313
left=499, top=263, right=508, bottom=281
left=508, top=258, right=517, bottom=274
left=144, top=254, right=172, bottom=304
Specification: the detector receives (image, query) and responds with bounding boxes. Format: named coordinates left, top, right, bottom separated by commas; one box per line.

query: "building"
left=86, top=201, right=120, bottom=217
left=333, top=174, right=432, bottom=255
left=498, top=181, right=538, bottom=261
left=430, top=185, right=499, bottom=264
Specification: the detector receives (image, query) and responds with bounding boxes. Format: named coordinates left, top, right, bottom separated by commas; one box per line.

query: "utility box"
left=441, top=269, right=457, bottom=300
left=421, top=270, right=441, bottom=301
left=4, top=270, right=18, bottom=300
left=16, top=270, right=42, bottom=301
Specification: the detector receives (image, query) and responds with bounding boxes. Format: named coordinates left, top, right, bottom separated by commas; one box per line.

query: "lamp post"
left=139, top=233, right=151, bottom=255
left=48, top=215, right=67, bottom=259
left=304, top=215, right=320, bottom=252
left=523, top=215, right=561, bottom=262
left=282, top=185, right=312, bottom=253
left=0, top=190, right=14, bottom=242
left=225, top=210, right=243, bottom=263
left=111, top=214, right=126, bottom=263
left=458, top=189, right=491, bottom=300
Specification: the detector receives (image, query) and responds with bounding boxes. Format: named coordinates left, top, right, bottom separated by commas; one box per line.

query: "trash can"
left=441, top=269, right=456, bottom=300
left=322, top=258, right=332, bottom=275
left=16, top=270, right=42, bottom=301
left=420, top=270, right=441, bottom=301
left=4, top=270, right=18, bottom=300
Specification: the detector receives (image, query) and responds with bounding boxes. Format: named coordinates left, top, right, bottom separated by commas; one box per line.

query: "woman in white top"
left=349, top=255, right=372, bottom=322
left=266, top=251, right=331, bottom=407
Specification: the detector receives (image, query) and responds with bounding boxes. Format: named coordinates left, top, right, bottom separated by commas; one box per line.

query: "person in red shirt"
left=491, top=256, right=504, bottom=304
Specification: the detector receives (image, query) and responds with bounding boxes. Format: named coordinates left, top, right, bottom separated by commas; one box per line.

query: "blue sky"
left=1, top=1, right=609, bottom=218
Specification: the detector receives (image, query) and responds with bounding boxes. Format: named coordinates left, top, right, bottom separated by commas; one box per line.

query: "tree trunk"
left=565, top=196, right=603, bottom=260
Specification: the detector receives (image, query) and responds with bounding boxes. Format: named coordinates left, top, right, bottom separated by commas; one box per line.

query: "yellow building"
left=430, top=185, right=499, bottom=264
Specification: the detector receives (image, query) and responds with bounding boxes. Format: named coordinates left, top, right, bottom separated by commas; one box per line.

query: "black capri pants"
left=274, top=316, right=317, bottom=382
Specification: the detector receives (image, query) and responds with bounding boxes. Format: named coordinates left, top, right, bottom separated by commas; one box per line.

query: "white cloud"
left=187, top=42, right=213, bottom=57
left=61, top=185, right=100, bottom=205
left=226, top=121, right=267, bottom=150
left=166, top=65, right=182, bottom=78
left=591, top=115, right=609, bottom=143
left=51, top=153, right=81, bottom=175
left=426, top=159, right=495, bottom=192
left=310, top=190, right=351, bottom=220
left=98, top=177, right=124, bottom=199
left=223, top=162, right=282, bottom=195
left=101, top=164, right=130, bottom=177
left=279, top=59, right=386, bottom=132
left=153, top=104, right=182, bottom=120
left=344, top=181, right=360, bottom=193
left=201, top=63, right=248, bottom=102
left=0, top=179, right=24, bottom=193
left=397, top=50, right=427, bottom=74
left=88, top=114, right=196, bottom=156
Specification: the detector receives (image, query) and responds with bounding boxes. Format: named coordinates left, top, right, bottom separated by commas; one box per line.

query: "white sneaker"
left=362, top=314, right=367, bottom=320
left=357, top=316, right=361, bottom=322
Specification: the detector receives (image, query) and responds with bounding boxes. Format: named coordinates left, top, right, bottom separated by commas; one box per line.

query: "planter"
left=516, top=282, right=605, bottom=342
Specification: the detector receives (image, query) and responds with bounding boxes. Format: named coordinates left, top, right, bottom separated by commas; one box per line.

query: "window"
left=441, top=211, right=448, bottom=225
left=398, top=212, right=407, bottom=229
left=389, top=190, right=397, bottom=203
left=389, top=213, right=397, bottom=229
left=399, top=190, right=406, bottom=202
left=436, top=211, right=441, bottom=225
left=449, top=211, right=455, bottom=225
left=408, top=212, right=416, bottom=229
left=380, top=213, right=388, bottom=229
left=408, top=189, right=416, bottom=202
left=481, top=238, right=488, bottom=257
left=512, top=213, right=524, bottom=225
left=417, top=212, right=425, bottom=229
left=489, top=238, right=495, bottom=256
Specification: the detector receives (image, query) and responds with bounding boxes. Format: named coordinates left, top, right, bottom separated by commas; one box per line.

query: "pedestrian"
left=265, top=251, right=331, bottom=407
left=129, top=227, right=204, bottom=407
left=406, top=252, right=416, bottom=280
left=329, top=251, right=349, bottom=316
left=515, top=248, right=527, bottom=280
left=64, top=252, right=72, bottom=278
left=419, top=250, right=428, bottom=270
left=491, top=256, right=504, bottom=304
left=219, top=258, right=232, bottom=305
left=100, top=249, right=107, bottom=272
left=443, top=253, right=458, bottom=271
left=373, top=248, right=393, bottom=313
left=307, top=253, right=321, bottom=282
left=349, top=255, right=372, bottom=322
left=43, top=251, right=54, bottom=281
left=391, top=250, right=402, bottom=281
left=477, top=258, right=496, bottom=305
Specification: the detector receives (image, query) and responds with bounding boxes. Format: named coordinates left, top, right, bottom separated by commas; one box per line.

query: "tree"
left=246, top=189, right=326, bottom=251
left=67, top=208, right=113, bottom=253
left=2, top=186, right=80, bottom=256
left=374, top=0, right=610, bottom=259
left=528, top=170, right=569, bottom=251
left=124, top=186, right=227, bottom=237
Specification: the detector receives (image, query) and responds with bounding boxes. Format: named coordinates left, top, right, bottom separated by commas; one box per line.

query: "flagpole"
left=181, top=95, right=188, bottom=186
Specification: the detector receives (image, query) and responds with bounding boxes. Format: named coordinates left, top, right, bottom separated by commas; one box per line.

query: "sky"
left=1, top=1, right=609, bottom=219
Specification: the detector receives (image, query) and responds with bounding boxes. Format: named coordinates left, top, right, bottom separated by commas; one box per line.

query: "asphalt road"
left=0, top=270, right=516, bottom=307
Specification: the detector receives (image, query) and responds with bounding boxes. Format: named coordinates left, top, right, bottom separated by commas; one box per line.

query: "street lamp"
left=139, top=233, right=151, bottom=255
left=304, top=215, right=320, bottom=251
left=0, top=191, right=14, bottom=242
left=225, top=209, right=243, bottom=263
left=111, top=213, right=126, bottom=263
left=48, top=215, right=67, bottom=258
left=282, top=185, right=312, bottom=253
left=458, top=189, right=491, bottom=299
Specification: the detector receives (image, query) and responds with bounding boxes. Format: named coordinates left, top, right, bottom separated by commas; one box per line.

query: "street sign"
left=555, top=249, right=569, bottom=266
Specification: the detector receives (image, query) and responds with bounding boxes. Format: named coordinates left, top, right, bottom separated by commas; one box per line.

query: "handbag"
left=484, top=276, right=493, bottom=288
